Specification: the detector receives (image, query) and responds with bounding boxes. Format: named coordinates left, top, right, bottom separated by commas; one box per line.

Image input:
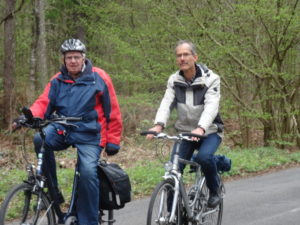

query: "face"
left=64, top=51, right=85, bottom=76
left=175, top=43, right=198, bottom=72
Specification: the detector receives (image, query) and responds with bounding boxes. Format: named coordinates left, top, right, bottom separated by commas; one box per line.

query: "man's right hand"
left=12, top=115, right=26, bottom=130
left=146, top=124, right=163, bottom=139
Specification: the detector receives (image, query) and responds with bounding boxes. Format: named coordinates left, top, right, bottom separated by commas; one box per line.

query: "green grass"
left=221, top=147, right=300, bottom=176
left=0, top=147, right=299, bottom=205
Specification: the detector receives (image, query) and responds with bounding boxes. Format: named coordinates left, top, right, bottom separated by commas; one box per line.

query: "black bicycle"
left=0, top=107, right=115, bottom=225
left=141, top=131, right=225, bottom=225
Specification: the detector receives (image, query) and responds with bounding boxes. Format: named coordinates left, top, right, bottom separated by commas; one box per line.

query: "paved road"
left=113, top=166, right=300, bottom=225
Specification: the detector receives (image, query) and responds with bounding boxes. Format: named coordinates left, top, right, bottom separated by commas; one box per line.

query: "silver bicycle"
left=141, top=131, right=225, bottom=225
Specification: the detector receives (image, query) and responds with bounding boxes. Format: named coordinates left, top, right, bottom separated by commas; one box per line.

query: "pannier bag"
left=190, top=154, right=232, bottom=173
left=215, top=154, right=232, bottom=172
left=98, top=160, right=132, bottom=210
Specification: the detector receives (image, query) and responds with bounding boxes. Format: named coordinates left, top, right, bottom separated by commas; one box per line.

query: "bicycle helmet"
left=60, top=39, right=86, bottom=54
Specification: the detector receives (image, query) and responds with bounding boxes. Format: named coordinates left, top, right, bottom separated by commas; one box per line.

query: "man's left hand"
left=105, top=147, right=119, bottom=156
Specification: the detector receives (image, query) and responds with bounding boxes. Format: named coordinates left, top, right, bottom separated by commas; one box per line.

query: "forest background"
left=0, top=0, right=300, bottom=184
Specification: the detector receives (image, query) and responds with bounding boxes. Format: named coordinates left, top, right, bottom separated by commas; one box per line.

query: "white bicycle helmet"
left=60, top=39, right=86, bottom=54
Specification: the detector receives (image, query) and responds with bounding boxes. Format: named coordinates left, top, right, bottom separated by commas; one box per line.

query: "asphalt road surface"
left=113, top=166, right=300, bottom=225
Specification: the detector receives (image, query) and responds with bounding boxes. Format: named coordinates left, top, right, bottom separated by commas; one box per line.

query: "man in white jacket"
left=147, top=40, right=223, bottom=208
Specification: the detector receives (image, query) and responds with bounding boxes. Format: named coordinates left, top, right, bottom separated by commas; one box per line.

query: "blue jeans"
left=34, top=124, right=102, bottom=225
left=171, top=133, right=222, bottom=194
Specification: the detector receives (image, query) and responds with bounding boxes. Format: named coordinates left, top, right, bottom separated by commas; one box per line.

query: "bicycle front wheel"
left=0, top=182, right=56, bottom=225
left=147, top=179, right=183, bottom=225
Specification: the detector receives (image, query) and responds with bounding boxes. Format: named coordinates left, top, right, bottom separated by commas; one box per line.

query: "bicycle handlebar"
left=140, top=131, right=206, bottom=140
left=140, top=131, right=158, bottom=136
left=20, top=107, right=82, bottom=129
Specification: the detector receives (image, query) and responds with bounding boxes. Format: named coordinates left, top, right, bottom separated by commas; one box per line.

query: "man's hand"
left=146, top=124, right=163, bottom=140
left=191, top=127, right=205, bottom=141
left=105, top=147, right=119, bottom=156
left=12, top=115, right=26, bottom=130
left=104, top=143, right=120, bottom=156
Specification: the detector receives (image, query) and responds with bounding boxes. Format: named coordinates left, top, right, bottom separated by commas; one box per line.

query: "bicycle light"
left=164, top=161, right=173, bottom=172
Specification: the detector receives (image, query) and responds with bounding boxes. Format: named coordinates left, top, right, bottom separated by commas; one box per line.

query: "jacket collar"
left=178, top=64, right=202, bottom=83
left=58, top=59, right=94, bottom=82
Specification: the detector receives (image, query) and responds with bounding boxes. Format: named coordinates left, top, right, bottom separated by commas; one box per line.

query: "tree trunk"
left=35, top=0, right=48, bottom=91
left=2, top=0, right=17, bottom=129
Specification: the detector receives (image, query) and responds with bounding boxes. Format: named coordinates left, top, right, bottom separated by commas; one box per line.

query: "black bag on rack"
left=215, top=155, right=232, bottom=172
left=98, top=160, right=131, bottom=210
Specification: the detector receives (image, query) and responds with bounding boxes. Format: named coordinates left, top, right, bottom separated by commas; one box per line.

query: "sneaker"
left=207, top=193, right=221, bottom=208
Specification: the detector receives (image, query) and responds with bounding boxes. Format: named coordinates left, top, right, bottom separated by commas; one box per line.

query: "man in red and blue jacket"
left=31, top=39, right=122, bottom=225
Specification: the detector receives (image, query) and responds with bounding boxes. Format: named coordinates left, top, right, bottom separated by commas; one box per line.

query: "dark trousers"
left=34, top=124, right=102, bottom=225
left=171, top=133, right=222, bottom=194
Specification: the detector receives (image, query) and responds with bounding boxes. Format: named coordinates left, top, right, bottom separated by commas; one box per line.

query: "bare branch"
left=0, top=0, right=25, bottom=25
left=278, top=0, right=300, bottom=47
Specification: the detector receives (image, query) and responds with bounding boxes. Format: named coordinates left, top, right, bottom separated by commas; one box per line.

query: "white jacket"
left=154, top=64, right=223, bottom=135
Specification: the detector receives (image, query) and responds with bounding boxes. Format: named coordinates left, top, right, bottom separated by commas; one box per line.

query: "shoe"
left=207, top=193, right=221, bottom=208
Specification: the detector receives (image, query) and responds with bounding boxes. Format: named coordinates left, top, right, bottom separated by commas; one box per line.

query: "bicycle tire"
left=107, top=209, right=115, bottom=225
left=0, top=182, right=56, bottom=225
left=199, top=179, right=223, bottom=225
left=147, top=179, right=183, bottom=225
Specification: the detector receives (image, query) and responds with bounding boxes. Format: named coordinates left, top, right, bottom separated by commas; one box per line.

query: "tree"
left=133, top=0, right=300, bottom=148
left=180, top=0, right=300, bottom=148
left=34, top=0, right=48, bottom=91
left=2, top=0, right=17, bottom=128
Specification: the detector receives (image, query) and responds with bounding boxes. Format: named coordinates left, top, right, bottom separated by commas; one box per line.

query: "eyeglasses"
left=176, top=53, right=193, bottom=59
left=65, top=55, right=83, bottom=61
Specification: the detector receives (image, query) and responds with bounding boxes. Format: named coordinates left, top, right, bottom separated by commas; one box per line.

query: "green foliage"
left=56, top=168, right=76, bottom=201
left=126, top=160, right=164, bottom=197
left=1, top=0, right=300, bottom=146
left=0, top=169, right=26, bottom=202
left=118, top=93, right=162, bottom=135
left=223, top=147, right=296, bottom=176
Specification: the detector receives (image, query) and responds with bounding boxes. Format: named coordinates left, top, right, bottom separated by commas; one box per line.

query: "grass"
left=0, top=146, right=299, bottom=206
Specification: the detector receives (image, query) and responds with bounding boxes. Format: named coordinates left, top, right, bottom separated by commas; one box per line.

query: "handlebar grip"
left=140, top=131, right=158, bottom=136
left=181, top=133, right=206, bottom=139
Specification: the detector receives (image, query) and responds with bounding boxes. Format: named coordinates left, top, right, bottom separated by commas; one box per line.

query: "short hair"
left=174, top=40, right=197, bottom=55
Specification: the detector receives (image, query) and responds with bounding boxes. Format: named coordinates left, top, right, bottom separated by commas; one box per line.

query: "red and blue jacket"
left=30, top=59, right=122, bottom=149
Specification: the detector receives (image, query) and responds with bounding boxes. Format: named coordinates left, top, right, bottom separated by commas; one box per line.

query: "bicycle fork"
left=163, top=174, right=194, bottom=224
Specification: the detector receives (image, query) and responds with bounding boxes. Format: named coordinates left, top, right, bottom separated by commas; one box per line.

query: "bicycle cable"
left=21, top=129, right=31, bottom=165
left=155, top=139, right=173, bottom=163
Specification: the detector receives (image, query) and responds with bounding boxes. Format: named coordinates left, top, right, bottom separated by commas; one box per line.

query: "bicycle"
left=0, top=107, right=115, bottom=225
left=140, top=131, right=225, bottom=225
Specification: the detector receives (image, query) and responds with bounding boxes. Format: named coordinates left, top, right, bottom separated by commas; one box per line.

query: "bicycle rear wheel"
left=147, top=179, right=183, bottom=225
left=0, top=182, right=56, bottom=225
left=200, top=179, right=223, bottom=225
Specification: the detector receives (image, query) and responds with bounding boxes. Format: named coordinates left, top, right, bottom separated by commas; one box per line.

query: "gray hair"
left=174, top=40, right=197, bottom=55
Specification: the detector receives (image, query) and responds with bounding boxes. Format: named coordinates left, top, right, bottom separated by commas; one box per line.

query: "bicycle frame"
left=19, top=109, right=85, bottom=223
left=162, top=138, right=204, bottom=223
